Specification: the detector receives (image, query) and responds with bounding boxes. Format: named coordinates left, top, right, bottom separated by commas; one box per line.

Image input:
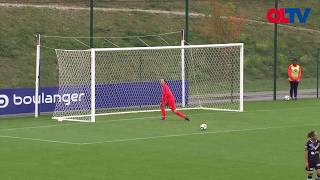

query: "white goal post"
left=53, top=43, right=244, bottom=122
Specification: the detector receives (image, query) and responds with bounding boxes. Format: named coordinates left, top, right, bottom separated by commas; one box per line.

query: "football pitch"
left=0, top=99, right=319, bottom=180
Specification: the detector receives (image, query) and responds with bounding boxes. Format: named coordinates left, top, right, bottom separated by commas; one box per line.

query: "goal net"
left=53, top=44, right=243, bottom=122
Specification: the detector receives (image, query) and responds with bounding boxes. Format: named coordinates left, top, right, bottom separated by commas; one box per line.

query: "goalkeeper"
left=160, top=79, right=190, bottom=121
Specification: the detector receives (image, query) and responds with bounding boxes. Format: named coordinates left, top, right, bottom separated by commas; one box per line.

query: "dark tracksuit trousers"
left=289, top=81, right=299, bottom=99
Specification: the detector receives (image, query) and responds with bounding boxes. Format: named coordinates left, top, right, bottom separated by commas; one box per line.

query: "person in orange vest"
left=287, top=58, right=302, bottom=100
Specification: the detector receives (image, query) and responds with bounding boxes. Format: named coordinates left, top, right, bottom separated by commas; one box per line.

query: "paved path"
left=245, top=89, right=319, bottom=101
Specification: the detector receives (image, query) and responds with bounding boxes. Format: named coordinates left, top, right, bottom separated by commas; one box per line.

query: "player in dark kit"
left=160, top=79, right=190, bottom=121
left=305, top=131, right=320, bottom=180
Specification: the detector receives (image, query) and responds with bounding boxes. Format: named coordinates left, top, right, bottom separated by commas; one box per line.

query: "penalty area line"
left=80, top=123, right=320, bottom=145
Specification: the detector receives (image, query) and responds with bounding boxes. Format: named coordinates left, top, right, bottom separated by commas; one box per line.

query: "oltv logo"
left=266, top=8, right=311, bottom=24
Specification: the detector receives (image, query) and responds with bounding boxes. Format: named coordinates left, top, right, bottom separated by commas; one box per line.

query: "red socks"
left=160, top=104, right=186, bottom=120
left=160, top=106, right=166, bottom=119
left=175, top=111, right=186, bottom=119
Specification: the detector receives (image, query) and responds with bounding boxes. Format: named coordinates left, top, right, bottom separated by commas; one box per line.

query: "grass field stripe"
left=80, top=123, right=319, bottom=144
left=0, top=116, right=157, bottom=131
left=0, top=135, right=81, bottom=145
left=0, top=105, right=318, bottom=132
left=0, top=109, right=224, bottom=131
left=0, top=104, right=318, bottom=132
left=0, top=123, right=79, bottom=131
left=1, top=123, right=314, bottom=145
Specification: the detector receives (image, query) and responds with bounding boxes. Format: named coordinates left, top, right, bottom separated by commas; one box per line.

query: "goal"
left=53, top=44, right=244, bottom=122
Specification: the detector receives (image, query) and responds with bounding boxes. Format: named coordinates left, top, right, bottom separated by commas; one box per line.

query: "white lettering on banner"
left=53, top=94, right=61, bottom=103
left=13, top=94, right=23, bottom=105
left=44, top=95, right=52, bottom=104
left=0, top=93, right=85, bottom=109
left=62, top=94, right=71, bottom=105
left=0, top=95, right=9, bottom=108
left=24, top=96, right=33, bottom=105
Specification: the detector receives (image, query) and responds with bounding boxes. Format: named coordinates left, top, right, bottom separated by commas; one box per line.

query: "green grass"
left=0, top=99, right=319, bottom=179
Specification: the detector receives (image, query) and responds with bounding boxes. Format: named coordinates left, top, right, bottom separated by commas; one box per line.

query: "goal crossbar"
left=57, top=43, right=243, bottom=52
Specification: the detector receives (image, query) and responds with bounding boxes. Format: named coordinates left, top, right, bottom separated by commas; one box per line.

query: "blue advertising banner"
left=0, top=87, right=61, bottom=115
left=95, top=80, right=189, bottom=108
left=0, top=80, right=189, bottom=116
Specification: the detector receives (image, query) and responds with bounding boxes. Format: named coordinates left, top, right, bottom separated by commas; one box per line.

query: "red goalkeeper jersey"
left=161, top=83, right=175, bottom=104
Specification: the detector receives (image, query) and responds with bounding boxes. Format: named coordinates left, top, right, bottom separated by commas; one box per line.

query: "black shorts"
left=306, top=160, right=320, bottom=171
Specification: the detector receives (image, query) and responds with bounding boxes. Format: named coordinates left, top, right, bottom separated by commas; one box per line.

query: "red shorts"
left=161, top=100, right=176, bottom=111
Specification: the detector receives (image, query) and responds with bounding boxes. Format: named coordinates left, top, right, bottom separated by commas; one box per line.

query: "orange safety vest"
left=287, top=64, right=302, bottom=81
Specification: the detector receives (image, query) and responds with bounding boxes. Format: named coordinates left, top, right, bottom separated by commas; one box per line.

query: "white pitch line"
left=0, top=123, right=319, bottom=145
left=79, top=123, right=320, bottom=145
left=0, top=135, right=81, bottom=145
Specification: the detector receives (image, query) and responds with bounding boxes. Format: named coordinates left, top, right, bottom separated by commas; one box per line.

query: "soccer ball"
left=200, top=124, right=207, bottom=131
left=284, top=95, right=290, bottom=101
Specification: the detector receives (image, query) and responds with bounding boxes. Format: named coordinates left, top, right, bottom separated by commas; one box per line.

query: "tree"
left=199, top=0, right=246, bottom=43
